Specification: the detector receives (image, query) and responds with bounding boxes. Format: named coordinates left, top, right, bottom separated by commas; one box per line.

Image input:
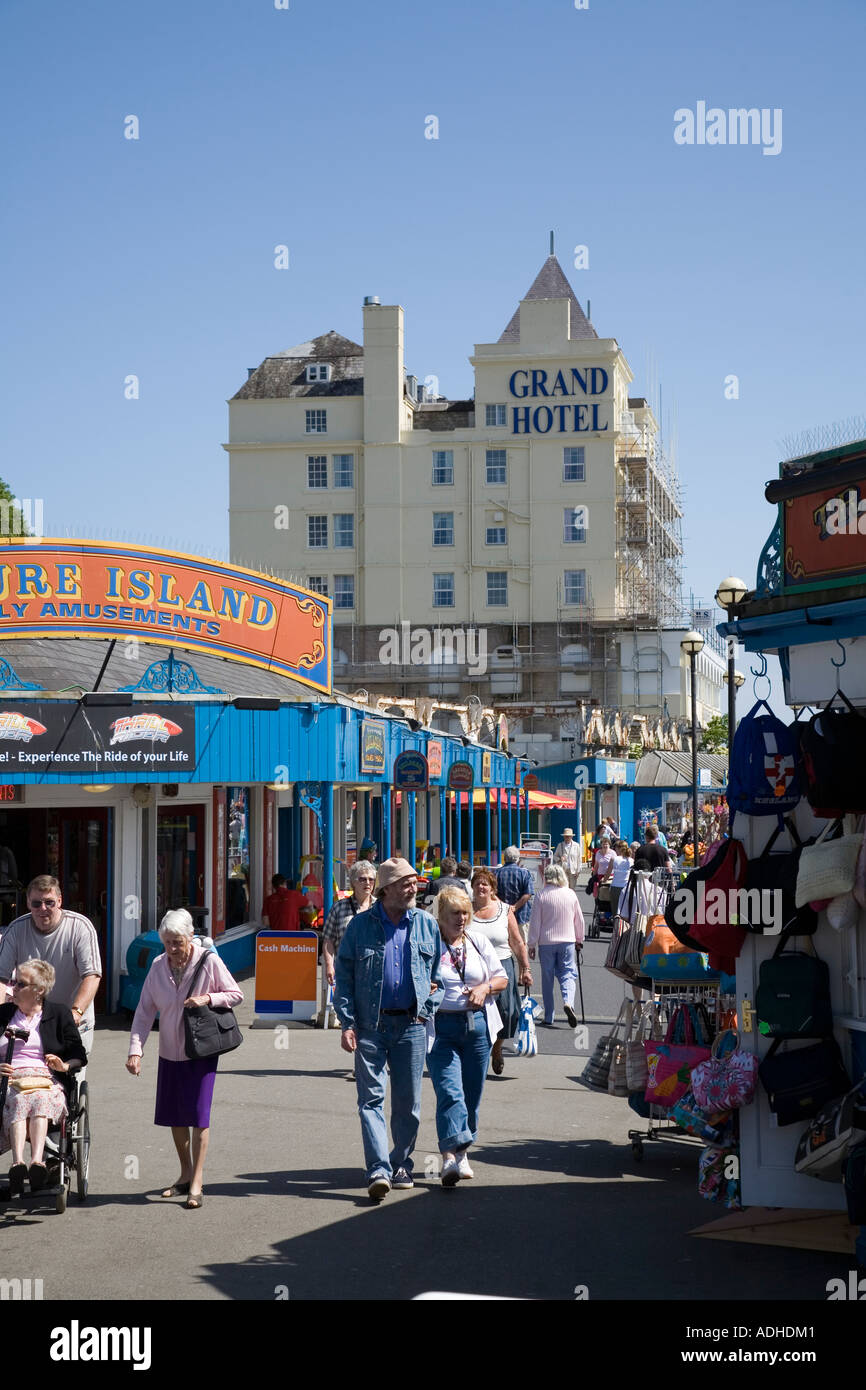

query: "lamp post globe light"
left=715, top=577, right=749, bottom=796
left=681, top=631, right=705, bottom=859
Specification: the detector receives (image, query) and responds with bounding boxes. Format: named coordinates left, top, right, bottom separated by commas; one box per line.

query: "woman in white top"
left=428, top=887, right=507, bottom=1187
left=607, top=840, right=634, bottom=919
left=528, top=864, right=585, bottom=1027
left=470, top=869, right=532, bottom=1076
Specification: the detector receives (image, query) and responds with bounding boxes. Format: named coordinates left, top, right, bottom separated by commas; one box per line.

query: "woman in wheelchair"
left=0, top=958, right=86, bottom=1196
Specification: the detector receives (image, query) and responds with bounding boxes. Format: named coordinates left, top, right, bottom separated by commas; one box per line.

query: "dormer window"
left=306, top=363, right=331, bottom=383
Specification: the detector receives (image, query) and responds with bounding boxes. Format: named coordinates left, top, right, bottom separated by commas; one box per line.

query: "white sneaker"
left=457, top=1155, right=474, bottom=1180
left=441, top=1158, right=461, bottom=1188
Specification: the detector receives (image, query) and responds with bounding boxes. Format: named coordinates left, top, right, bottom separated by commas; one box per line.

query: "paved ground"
left=0, top=930, right=853, bottom=1302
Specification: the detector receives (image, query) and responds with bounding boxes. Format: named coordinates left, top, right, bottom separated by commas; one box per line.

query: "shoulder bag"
left=755, top=931, right=833, bottom=1040
left=758, top=1037, right=850, bottom=1126
left=183, top=949, right=243, bottom=1061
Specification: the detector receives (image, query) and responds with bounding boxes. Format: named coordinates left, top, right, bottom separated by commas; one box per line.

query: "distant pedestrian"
left=428, top=887, right=507, bottom=1187
left=456, top=862, right=473, bottom=895
left=495, top=846, right=534, bottom=936
left=634, top=825, right=672, bottom=872
left=261, top=874, right=308, bottom=931
left=528, top=864, right=585, bottom=1027
left=470, top=869, right=532, bottom=1076
left=552, top=829, right=581, bottom=891
left=358, top=838, right=378, bottom=865
left=608, top=841, right=633, bottom=918
left=322, top=861, right=376, bottom=987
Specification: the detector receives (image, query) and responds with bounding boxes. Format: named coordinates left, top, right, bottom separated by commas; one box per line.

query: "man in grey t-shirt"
left=0, top=873, right=102, bottom=1056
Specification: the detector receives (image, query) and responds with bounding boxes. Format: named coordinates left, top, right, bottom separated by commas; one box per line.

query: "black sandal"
left=184, top=1192, right=203, bottom=1209
left=161, top=1181, right=191, bottom=1198
left=8, top=1163, right=27, bottom=1197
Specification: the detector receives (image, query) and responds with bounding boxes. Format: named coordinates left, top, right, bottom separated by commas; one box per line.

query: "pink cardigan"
left=129, top=941, right=244, bottom=1062
left=528, top=886, right=585, bottom=948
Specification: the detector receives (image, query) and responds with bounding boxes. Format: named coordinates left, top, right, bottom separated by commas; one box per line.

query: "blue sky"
left=2, top=0, right=864, bottom=696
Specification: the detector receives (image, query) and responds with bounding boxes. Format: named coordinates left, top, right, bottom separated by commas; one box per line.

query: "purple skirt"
left=155, top=1055, right=219, bottom=1128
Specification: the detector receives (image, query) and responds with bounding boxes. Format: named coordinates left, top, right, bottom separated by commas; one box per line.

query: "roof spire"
left=549, top=230, right=555, bottom=256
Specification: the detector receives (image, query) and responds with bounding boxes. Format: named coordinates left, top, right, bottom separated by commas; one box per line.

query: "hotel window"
left=308, top=576, right=328, bottom=595
left=563, top=446, right=586, bottom=481
left=486, top=525, right=507, bottom=546
left=333, top=454, right=354, bottom=488
left=308, top=515, right=328, bottom=548
left=485, top=404, right=506, bottom=427
left=486, top=449, right=507, bottom=484
left=306, top=363, right=331, bottom=382
left=432, top=512, right=454, bottom=546
left=307, top=455, right=328, bottom=488
left=563, top=507, right=587, bottom=543
left=487, top=572, right=508, bottom=606
left=432, top=450, right=454, bottom=485
left=334, top=575, right=355, bottom=609
left=433, top=573, right=455, bottom=608
left=564, top=569, right=587, bottom=605
left=334, top=514, right=354, bottom=548
left=305, top=409, right=327, bottom=434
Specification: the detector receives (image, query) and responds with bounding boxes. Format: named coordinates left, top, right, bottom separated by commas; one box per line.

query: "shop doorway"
left=157, top=804, right=207, bottom=928
left=0, top=806, right=112, bottom=1013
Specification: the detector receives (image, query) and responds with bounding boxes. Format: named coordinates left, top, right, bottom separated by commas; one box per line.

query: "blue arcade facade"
left=0, top=541, right=528, bottom=1012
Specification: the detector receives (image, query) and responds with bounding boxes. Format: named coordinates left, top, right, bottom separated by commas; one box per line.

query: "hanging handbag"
left=664, top=836, right=748, bottom=974
left=608, top=1001, right=635, bottom=1097
left=640, top=916, right=720, bottom=982
left=183, top=949, right=243, bottom=1061
left=795, top=822, right=862, bottom=909
left=756, top=932, right=833, bottom=1039
left=644, top=1004, right=711, bottom=1109
left=691, top=1029, right=759, bottom=1111
left=794, top=1080, right=866, bottom=1180
left=626, top=1001, right=662, bottom=1092
left=758, top=1037, right=851, bottom=1125
left=698, top=1143, right=742, bottom=1209
left=581, top=999, right=629, bottom=1091
left=797, top=690, right=866, bottom=816
left=584, top=875, right=597, bottom=897
left=741, top=820, right=817, bottom=936
left=671, top=1089, right=733, bottom=1143
left=514, top=989, right=538, bottom=1058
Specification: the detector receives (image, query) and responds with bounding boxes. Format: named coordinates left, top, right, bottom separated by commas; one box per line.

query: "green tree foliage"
left=0, top=478, right=30, bottom=537
left=699, top=714, right=729, bottom=754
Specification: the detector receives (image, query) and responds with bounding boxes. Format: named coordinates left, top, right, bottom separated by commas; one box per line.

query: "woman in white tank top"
left=470, top=869, right=532, bottom=1075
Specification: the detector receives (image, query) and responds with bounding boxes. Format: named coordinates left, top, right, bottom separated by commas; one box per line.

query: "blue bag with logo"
left=728, top=699, right=802, bottom=825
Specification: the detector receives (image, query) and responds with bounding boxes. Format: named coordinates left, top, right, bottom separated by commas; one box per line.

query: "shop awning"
left=394, top=788, right=574, bottom=808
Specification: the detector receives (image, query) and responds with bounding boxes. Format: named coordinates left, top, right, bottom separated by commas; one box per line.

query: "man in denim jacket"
left=335, top=857, right=443, bottom=1202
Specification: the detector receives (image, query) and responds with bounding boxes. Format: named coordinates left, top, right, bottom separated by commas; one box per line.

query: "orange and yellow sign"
left=0, top=540, right=331, bottom=691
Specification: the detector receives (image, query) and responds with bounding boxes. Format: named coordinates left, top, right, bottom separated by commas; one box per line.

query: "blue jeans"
left=538, top=943, right=577, bottom=1023
left=427, top=1010, right=492, bottom=1153
left=354, top=1017, right=427, bottom=1182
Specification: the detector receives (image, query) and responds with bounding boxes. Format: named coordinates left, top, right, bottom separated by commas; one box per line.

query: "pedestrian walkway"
left=0, top=966, right=850, bottom=1301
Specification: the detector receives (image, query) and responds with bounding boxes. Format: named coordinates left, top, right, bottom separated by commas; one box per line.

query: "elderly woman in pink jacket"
left=126, top=909, right=243, bottom=1209
left=528, top=864, right=585, bottom=1029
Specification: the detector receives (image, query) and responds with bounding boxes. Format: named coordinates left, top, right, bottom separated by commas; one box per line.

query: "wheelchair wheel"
left=75, top=1083, right=91, bottom=1202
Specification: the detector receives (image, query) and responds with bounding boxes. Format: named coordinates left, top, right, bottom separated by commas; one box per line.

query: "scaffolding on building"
left=615, top=404, right=684, bottom=628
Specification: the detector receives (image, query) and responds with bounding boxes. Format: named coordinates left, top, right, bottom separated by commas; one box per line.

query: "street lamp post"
left=681, top=631, right=705, bottom=858
left=715, top=577, right=750, bottom=785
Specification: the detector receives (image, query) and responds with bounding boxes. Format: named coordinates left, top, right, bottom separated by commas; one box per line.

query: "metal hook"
left=830, top=639, right=847, bottom=692
left=749, top=652, right=768, bottom=680
left=750, top=651, right=770, bottom=701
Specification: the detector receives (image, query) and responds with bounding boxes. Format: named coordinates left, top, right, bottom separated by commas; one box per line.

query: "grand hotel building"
left=227, top=255, right=724, bottom=764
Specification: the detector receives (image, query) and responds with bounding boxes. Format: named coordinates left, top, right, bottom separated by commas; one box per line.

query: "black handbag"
left=758, top=1038, right=851, bottom=1126
left=183, top=950, right=243, bottom=1061
left=584, top=875, right=596, bottom=897
left=741, top=820, right=818, bottom=936
left=755, top=932, right=833, bottom=1040
left=797, top=690, right=866, bottom=816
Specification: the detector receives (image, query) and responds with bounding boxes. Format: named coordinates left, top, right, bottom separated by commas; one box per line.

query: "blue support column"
left=497, top=790, right=503, bottom=861
left=468, top=790, right=474, bottom=866
left=440, top=789, right=447, bottom=861
left=408, top=792, right=416, bottom=869
left=525, top=783, right=530, bottom=837
left=508, top=789, right=514, bottom=847
left=382, top=784, right=391, bottom=863
left=485, top=790, right=492, bottom=865
left=425, top=792, right=432, bottom=852
left=322, top=781, right=334, bottom=920
left=456, top=791, right=462, bottom=863
left=364, top=790, right=371, bottom=844
left=291, top=783, right=302, bottom=885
